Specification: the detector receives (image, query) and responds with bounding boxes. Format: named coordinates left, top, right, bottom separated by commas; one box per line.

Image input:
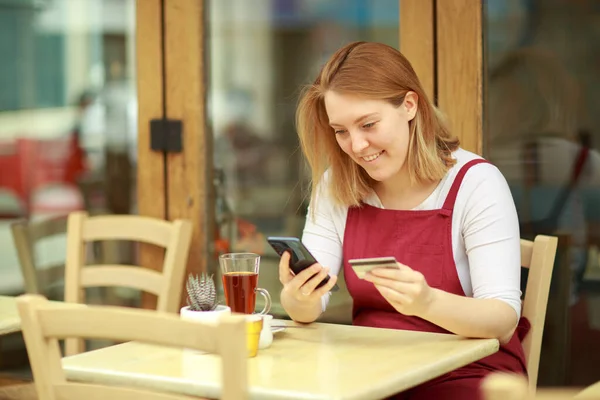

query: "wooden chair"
left=11, top=216, right=69, bottom=298
left=537, top=232, right=572, bottom=386
left=4, top=217, right=69, bottom=370
left=520, top=235, right=559, bottom=393
left=11, top=215, right=129, bottom=300
left=482, top=372, right=599, bottom=400
left=16, top=294, right=247, bottom=400
left=64, top=211, right=192, bottom=356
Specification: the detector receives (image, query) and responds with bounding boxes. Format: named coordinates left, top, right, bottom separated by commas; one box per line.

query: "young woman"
left=278, top=41, right=529, bottom=399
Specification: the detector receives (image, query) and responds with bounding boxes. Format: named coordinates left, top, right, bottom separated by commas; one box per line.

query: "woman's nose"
left=351, top=132, right=369, bottom=154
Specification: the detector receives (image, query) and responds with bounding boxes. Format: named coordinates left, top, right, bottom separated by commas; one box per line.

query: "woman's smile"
left=361, top=150, right=384, bottom=162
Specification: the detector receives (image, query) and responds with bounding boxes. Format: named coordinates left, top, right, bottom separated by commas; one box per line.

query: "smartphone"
left=267, top=236, right=338, bottom=291
left=348, top=256, right=399, bottom=279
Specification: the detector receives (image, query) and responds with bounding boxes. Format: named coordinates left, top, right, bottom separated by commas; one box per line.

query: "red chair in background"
left=0, top=140, right=27, bottom=218
left=0, top=136, right=87, bottom=218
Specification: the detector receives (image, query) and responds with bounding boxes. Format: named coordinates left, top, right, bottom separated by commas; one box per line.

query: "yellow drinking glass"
left=245, top=315, right=263, bottom=357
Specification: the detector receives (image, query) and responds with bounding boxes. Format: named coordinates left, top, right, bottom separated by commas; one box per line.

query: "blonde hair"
left=296, top=41, right=459, bottom=209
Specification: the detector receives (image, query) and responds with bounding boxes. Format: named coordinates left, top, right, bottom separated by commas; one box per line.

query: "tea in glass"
left=219, top=253, right=271, bottom=315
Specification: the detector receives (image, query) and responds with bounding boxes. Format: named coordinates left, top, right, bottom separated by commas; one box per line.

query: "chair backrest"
left=11, top=216, right=69, bottom=296
left=482, top=372, right=594, bottom=400
left=64, top=211, right=192, bottom=356
left=520, top=235, right=558, bottom=392
left=16, top=294, right=247, bottom=400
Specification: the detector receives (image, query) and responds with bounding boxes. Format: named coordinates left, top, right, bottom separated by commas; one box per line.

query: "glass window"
left=0, top=0, right=138, bottom=303
left=207, top=0, right=399, bottom=320
left=484, top=0, right=600, bottom=388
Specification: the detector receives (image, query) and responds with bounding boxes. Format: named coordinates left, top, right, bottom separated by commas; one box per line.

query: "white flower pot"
left=180, top=305, right=231, bottom=324
left=180, top=305, right=231, bottom=355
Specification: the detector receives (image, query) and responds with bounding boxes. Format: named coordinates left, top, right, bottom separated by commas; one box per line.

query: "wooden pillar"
left=436, top=0, right=483, bottom=155
left=164, top=0, right=210, bottom=304
left=136, top=0, right=166, bottom=309
left=400, top=0, right=436, bottom=103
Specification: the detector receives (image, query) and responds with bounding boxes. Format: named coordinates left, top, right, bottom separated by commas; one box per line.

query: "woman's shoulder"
left=446, top=149, right=516, bottom=225
left=449, top=148, right=510, bottom=187
left=451, top=147, right=484, bottom=167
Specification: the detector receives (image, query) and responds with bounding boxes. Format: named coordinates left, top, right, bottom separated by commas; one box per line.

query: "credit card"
left=348, top=256, right=399, bottom=279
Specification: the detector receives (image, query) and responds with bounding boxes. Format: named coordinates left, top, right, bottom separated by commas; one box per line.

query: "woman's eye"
left=334, top=129, right=347, bottom=135
left=363, top=122, right=376, bottom=129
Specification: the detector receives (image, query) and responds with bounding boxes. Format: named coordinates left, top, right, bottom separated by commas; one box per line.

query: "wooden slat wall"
left=400, top=0, right=435, bottom=102
left=436, top=0, right=483, bottom=155
left=136, top=0, right=166, bottom=309
left=164, top=0, right=208, bottom=302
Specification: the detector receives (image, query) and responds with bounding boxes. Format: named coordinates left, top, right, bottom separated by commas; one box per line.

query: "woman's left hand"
left=364, top=263, right=436, bottom=317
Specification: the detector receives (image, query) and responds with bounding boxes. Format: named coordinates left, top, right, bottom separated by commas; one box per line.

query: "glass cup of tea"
left=219, top=253, right=272, bottom=315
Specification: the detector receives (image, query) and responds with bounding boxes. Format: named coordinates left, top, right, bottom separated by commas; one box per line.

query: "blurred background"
left=0, top=0, right=599, bottom=389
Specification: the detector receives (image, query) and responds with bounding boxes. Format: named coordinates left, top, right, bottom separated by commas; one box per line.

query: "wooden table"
left=577, top=381, right=600, bottom=399
left=0, top=296, right=21, bottom=336
left=62, top=319, right=499, bottom=400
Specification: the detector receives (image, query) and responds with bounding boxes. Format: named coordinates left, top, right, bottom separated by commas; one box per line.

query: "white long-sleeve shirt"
left=302, top=148, right=523, bottom=319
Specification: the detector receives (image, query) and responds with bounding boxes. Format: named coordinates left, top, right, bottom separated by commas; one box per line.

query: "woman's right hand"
left=278, top=251, right=338, bottom=314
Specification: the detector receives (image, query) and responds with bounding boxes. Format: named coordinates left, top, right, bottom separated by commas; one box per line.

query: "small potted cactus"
left=180, top=273, right=231, bottom=325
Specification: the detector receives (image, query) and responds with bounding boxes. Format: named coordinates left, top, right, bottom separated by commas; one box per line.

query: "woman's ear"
left=404, top=91, right=419, bottom=122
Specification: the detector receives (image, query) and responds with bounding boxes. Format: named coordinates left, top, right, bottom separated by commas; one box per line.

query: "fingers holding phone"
left=279, top=251, right=337, bottom=302
left=298, top=264, right=338, bottom=300
left=278, top=250, right=295, bottom=285
left=268, top=236, right=339, bottom=294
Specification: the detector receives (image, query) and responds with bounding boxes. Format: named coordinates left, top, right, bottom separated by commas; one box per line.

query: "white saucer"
left=270, top=318, right=288, bottom=334
left=271, top=326, right=286, bottom=334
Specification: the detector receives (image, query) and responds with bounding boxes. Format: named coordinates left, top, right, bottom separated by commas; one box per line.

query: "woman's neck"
left=374, top=169, right=440, bottom=210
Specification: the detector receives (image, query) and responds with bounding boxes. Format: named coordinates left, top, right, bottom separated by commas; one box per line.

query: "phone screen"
left=288, top=239, right=317, bottom=265
left=267, top=237, right=316, bottom=265
left=266, top=236, right=336, bottom=290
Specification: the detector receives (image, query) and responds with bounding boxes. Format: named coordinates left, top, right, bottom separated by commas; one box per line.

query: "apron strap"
left=442, top=159, right=491, bottom=211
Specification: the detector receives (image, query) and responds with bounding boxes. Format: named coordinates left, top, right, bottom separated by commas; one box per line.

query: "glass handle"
left=255, top=288, right=271, bottom=315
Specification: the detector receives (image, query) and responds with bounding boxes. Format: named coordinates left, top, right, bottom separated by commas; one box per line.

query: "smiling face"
left=324, top=90, right=418, bottom=184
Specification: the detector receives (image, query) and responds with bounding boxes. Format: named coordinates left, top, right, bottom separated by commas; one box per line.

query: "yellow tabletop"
left=576, top=381, right=600, bottom=399
left=0, top=295, right=21, bottom=336
left=62, top=319, right=499, bottom=400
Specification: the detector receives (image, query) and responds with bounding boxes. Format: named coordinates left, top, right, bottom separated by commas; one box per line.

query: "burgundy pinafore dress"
left=343, top=159, right=530, bottom=400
